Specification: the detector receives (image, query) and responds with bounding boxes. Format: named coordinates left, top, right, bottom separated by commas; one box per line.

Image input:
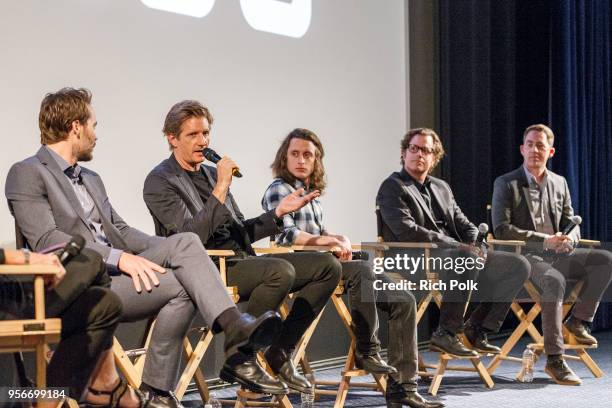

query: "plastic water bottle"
left=205, top=392, right=222, bottom=408
left=521, top=347, right=534, bottom=382
left=300, top=374, right=315, bottom=408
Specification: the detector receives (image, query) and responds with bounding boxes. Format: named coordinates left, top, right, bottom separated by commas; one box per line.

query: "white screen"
left=0, top=0, right=408, bottom=247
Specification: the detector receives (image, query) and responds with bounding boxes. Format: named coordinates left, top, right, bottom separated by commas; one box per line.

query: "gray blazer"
left=143, top=154, right=280, bottom=254
left=5, top=147, right=162, bottom=263
left=491, top=166, right=580, bottom=243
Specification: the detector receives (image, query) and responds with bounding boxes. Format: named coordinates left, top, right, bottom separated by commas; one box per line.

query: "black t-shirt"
left=185, top=169, right=249, bottom=255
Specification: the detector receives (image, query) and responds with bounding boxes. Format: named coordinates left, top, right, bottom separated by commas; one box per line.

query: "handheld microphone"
left=561, top=215, right=582, bottom=235
left=59, top=235, right=86, bottom=265
left=476, top=223, right=489, bottom=248
left=202, top=148, right=243, bottom=178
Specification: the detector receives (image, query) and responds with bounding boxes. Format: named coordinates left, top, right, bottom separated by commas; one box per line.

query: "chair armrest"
left=0, top=265, right=62, bottom=276
left=207, top=250, right=235, bottom=257
left=254, top=247, right=293, bottom=254
left=380, top=242, right=438, bottom=249
left=488, top=239, right=526, bottom=247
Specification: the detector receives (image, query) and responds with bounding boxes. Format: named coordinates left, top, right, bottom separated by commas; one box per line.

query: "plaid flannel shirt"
left=261, top=178, right=325, bottom=246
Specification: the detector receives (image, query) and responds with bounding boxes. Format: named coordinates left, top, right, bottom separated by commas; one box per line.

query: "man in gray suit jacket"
left=492, top=124, right=612, bottom=385
left=5, top=88, right=285, bottom=405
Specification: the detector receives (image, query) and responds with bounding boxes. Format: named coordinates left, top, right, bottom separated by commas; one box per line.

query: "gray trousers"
left=528, top=248, right=612, bottom=355
left=110, top=233, right=236, bottom=390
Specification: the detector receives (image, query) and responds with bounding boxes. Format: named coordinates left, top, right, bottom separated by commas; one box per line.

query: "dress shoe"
left=264, top=346, right=312, bottom=393
left=544, top=356, right=582, bottom=386
left=464, top=324, right=501, bottom=354
left=139, top=383, right=184, bottom=408
left=386, top=381, right=444, bottom=408
left=224, top=311, right=282, bottom=356
left=565, top=317, right=598, bottom=346
left=355, top=351, right=398, bottom=374
left=220, top=353, right=289, bottom=395
left=430, top=328, right=478, bottom=357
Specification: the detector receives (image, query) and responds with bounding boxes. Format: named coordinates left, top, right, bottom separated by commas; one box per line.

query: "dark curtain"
left=438, top=0, right=612, bottom=329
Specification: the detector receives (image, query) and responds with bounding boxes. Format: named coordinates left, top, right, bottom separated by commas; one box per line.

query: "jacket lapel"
left=428, top=182, right=454, bottom=232
left=517, top=167, right=538, bottom=231
left=36, top=147, right=89, bottom=230
left=80, top=173, right=127, bottom=249
left=169, top=155, right=205, bottom=212
left=406, top=184, right=439, bottom=231
left=545, top=175, right=560, bottom=232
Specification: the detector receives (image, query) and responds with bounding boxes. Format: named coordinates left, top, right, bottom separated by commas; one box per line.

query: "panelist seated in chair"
left=376, top=128, right=530, bottom=359
left=5, top=88, right=282, bottom=408
left=261, top=128, right=444, bottom=408
left=492, top=124, right=612, bottom=386
left=0, top=246, right=145, bottom=407
left=143, top=100, right=341, bottom=395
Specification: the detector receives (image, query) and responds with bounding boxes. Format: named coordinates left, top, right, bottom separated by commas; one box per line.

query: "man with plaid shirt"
left=262, top=128, right=443, bottom=408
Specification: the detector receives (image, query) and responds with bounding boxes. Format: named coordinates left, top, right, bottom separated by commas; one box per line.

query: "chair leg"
left=175, top=329, right=214, bottom=400
left=428, top=356, right=448, bottom=396
left=470, top=358, right=494, bottom=388
left=576, top=348, right=604, bottom=378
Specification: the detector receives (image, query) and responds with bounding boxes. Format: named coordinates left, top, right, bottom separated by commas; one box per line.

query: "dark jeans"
left=226, top=251, right=341, bottom=349
left=0, top=249, right=122, bottom=400
left=436, top=248, right=530, bottom=334
left=528, top=248, right=612, bottom=355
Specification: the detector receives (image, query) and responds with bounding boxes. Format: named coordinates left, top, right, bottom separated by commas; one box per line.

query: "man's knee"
left=89, top=287, right=123, bottom=326
left=541, top=271, right=566, bottom=301
left=266, top=259, right=296, bottom=291
left=512, top=254, right=531, bottom=282
left=319, top=253, right=342, bottom=284
left=172, top=232, right=205, bottom=252
left=388, top=290, right=417, bottom=318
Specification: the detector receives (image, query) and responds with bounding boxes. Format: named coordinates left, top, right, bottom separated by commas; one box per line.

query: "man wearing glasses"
left=376, top=128, right=530, bottom=358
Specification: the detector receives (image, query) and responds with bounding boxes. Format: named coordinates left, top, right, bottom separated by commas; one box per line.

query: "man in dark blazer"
left=143, top=100, right=343, bottom=393
left=5, top=88, right=285, bottom=405
left=492, top=124, right=612, bottom=385
left=376, top=128, right=530, bottom=359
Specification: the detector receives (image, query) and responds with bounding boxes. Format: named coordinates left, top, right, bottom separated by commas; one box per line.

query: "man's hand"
left=544, top=234, right=573, bottom=254
left=118, top=253, right=166, bottom=293
left=459, top=243, right=487, bottom=262
left=30, top=252, right=66, bottom=289
left=212, top=156, right=238, bottom=204
left=275, top=188, right=321, bottom=218
left=333, top=235, right=353, bottom=262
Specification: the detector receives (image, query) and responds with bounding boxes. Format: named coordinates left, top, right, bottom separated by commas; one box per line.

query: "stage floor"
left=184, top=329, right=612, bottom=408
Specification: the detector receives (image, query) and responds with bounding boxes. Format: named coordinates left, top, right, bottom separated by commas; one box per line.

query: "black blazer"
left=143, top=154, right=281, bottom=254
left=376, top=169, right=478, bottom=246
left=492, top=166, right=580, bottom=243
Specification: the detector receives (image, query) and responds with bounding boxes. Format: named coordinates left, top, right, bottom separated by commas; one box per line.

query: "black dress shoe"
left=264, top=346, right=312, bottom=393
left=385, top=380, right=444, bottom=408
left=139, top=383, right=184, bottom=408
left=464, top=325, right=501, bottom=354
left=355, top=351, right=398, bottom=374
left=544, top=356, right=582, bottom=386
left=430, top=329, right=478, bottom=357
left=224, top=311, right=282, bottom=356
left=220, top=353, right=289, bottom=395
left=565, top=317, right=597, bottom=345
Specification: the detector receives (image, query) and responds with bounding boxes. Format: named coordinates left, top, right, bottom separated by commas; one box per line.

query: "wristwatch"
left=21, top=248, right=31, bottom=264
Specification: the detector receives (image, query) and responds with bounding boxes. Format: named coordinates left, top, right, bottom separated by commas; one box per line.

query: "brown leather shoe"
left=544, top=356, right=582, bottom=386
left=565, top=317, right=597, bottom=346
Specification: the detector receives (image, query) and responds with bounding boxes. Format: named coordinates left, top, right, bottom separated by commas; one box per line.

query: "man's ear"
left=70, top=120, right=82, bottom=138
left=549, top=147, right=555, bottom=157
left=166, top=133, right=178, bottom=148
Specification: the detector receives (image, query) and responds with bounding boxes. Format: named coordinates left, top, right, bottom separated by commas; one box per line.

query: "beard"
left=77, top=148, right=94, bottom=162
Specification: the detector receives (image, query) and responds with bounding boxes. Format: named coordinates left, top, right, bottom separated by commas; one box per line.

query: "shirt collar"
left=523, top=165, right=547, bottom=188
left=401, top=168, right=431, bottom=190
left=44, top=145, right=81, bottom=180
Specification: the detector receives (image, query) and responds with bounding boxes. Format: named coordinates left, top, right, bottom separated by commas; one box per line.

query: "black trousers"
left=226, top=251, right=341, bottom=349
left=436, top=249, right=530, bottom=334
left=0, top=249, right=122, bottom=400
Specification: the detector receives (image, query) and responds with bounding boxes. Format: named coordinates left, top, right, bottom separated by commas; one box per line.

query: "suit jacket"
left=5, top=146, right=162, bottom=263
left=376, top=169, right=478, bottom=245
left=492, top=166, right=580, bottom=244
left=143, top=154, right=280, bottom=254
